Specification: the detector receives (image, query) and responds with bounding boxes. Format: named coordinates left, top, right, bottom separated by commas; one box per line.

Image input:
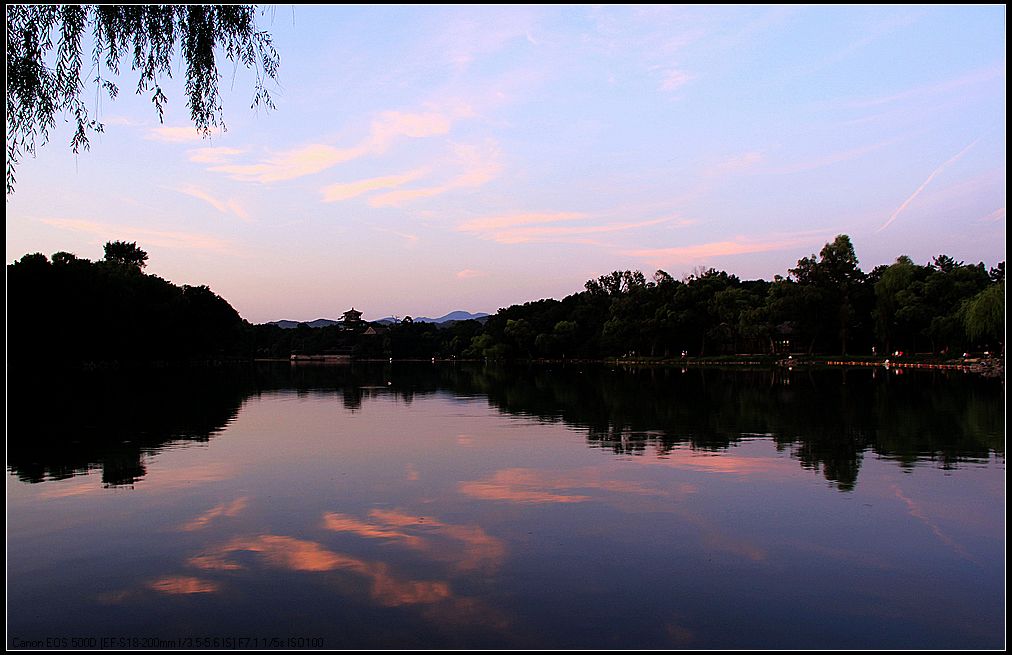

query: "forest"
left=7, top=235, right=1005, bottom=368
left=7, top=241, right=249, bottom=369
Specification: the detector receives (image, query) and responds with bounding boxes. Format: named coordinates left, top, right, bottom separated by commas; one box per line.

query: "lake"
left=6, top=363, right=1005, bottom=649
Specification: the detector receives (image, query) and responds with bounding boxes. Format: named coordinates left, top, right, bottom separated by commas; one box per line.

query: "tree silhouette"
left=962, top=282, right=1004, bottom=347
left=6, top=5, right=279, bottom=194
left=103, top=240, right=148, bottom=270
left=790, top=235, right=864, bottom=354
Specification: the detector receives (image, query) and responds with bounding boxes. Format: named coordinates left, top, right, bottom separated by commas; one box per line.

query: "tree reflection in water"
left=7, top=362, right=1003, bottom=491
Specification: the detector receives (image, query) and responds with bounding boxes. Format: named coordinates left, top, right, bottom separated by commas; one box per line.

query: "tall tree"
left=962, top=282, right=1004, bottom=349
left=6, top=5, right=279, bottom=194
left=874, top=255, right=923, bottom=353
left=790, top=235, right=864, bottom=354
left=103, top=240, right=148, bottom=270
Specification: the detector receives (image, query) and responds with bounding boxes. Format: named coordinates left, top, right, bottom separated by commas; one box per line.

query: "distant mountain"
left=377, top=311, right=489, bottom=324
left=267, top=312, right=488, bottom=329
left=267, top=318, right=341, bottom=329
left=415, top=311, right=490, bottom=323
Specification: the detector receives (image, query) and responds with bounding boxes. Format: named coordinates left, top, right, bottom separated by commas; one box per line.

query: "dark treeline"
left=252, top=234, right=1004, bottom=361
left=7, top=367, right=252, bottom=485
left=470, top=235, right=1004, bottom=360
left=7, top=234, right=1005, bottom=366
left=8, top=241, right=249, bottom=368
left=8, top=362, right=1003, bottom=491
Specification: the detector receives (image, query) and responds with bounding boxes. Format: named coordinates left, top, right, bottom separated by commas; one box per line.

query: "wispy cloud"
left=492, top=217, right=671, bottom=245
left=187, top=147, right=249, bottom=165
left=212, top=143, right=370, bottom=184
left=210, top=108, right=467, bottom=184
left=847, top=65, right=1004, bottom=111
left=777, top=10, right=922, bottom=85
left=658, top=67, right=694, bottom=92
left=321, top=167, right=430, bottom=203
left=625, top=233, right=820, bottom=266
left=176, top=185, right=251, bottom=222
left=456, top=269, right=488, bottom=279
left=146, top=126, right=220, bottom=143
left=368, top=142, right=501, bottom=207
left=40, top=218, right=238, bottom=254
left=458, top=211, right=587, bottom=232
left=458, top=211, right=671, bottom=245
left=706, top=151, right=764, bottom=177
left=769, top=138, right=897, bottom=176
left=878, top=138, right=980, bottom=232
left=373, top=227, right=420, bottom=245
left=980, top=207, right=1005, bottom=223
left=429, top=6, right=539, bottom=72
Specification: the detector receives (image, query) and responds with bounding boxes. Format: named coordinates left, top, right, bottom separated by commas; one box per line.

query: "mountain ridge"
left=266, top=310, right=489, bottom=328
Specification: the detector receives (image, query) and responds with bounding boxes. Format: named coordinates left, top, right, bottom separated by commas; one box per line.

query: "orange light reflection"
left=148, top=576, right=219, bottom=594
left=190, top=534, right=451, bottom=607
left=180, top=496, right=248, bottom=531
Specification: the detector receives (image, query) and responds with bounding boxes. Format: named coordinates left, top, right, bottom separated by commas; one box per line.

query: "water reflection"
left=148, top=576, right=220, bottom=595
left=8, top=362, right=1003, bottom=491
left=180, top=497, right=249, bottom=531
left=321, top=509, right=506, bottom=573
left=7, top=363, right=1004, bottom=649
left=458, top=467, right=674, bottom=504
left=7, top=369, right=250, bottom=485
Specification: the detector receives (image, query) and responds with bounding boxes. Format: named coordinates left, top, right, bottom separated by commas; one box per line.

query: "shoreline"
left=269, top=354, right=1005, bottom=377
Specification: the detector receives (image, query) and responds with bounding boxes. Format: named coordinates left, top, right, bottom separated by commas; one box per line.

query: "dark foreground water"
left=7, top=363, right=1005, bottom=649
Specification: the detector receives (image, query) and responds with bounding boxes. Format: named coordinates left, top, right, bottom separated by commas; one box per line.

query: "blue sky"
left=6, top=5, right=1005, bottom=323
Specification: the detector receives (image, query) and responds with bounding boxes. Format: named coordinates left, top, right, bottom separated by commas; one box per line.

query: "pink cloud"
left=486, top=217, right=670, bottom=244
left=458, top=211, right=587, bottom=232
left=980, top=207, right=1005, bottom=223
left=176, top=185, right=251, bottom=221
left=321, top=167, right=430, bottom=203
left=368, top=142, right=501, bottom=207
left=370, top=109, right=456, bottom=144
left=213, top=143, right=368, bottom=184
left=459, top=211, right=670, bottom=245
left=209, top=107, right=466, bottom=185
left=625, top=234, right=820, bottom=266
left=373, top=227, right=420, bottom=244
left=186, top=146, right=248, bottom=165
left=40, top=218, right=238, bottom=255
left=659, top=68, right=694, bottom=91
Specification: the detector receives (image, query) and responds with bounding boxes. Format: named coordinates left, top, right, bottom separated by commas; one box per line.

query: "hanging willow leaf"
left=6, top=4, right=280, bottom=195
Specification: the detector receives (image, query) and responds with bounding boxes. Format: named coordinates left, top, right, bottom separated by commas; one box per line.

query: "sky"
left=5, top=5, right=1006, bottom=324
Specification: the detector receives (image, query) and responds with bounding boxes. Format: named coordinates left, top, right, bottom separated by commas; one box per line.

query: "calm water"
left=7, top=363, right=1005, bottom=649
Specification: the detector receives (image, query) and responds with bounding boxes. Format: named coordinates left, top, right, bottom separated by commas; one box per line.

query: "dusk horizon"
left=5, top=5, right=1005, bottom=324
left=6, top=6, right=1005, bottom=650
